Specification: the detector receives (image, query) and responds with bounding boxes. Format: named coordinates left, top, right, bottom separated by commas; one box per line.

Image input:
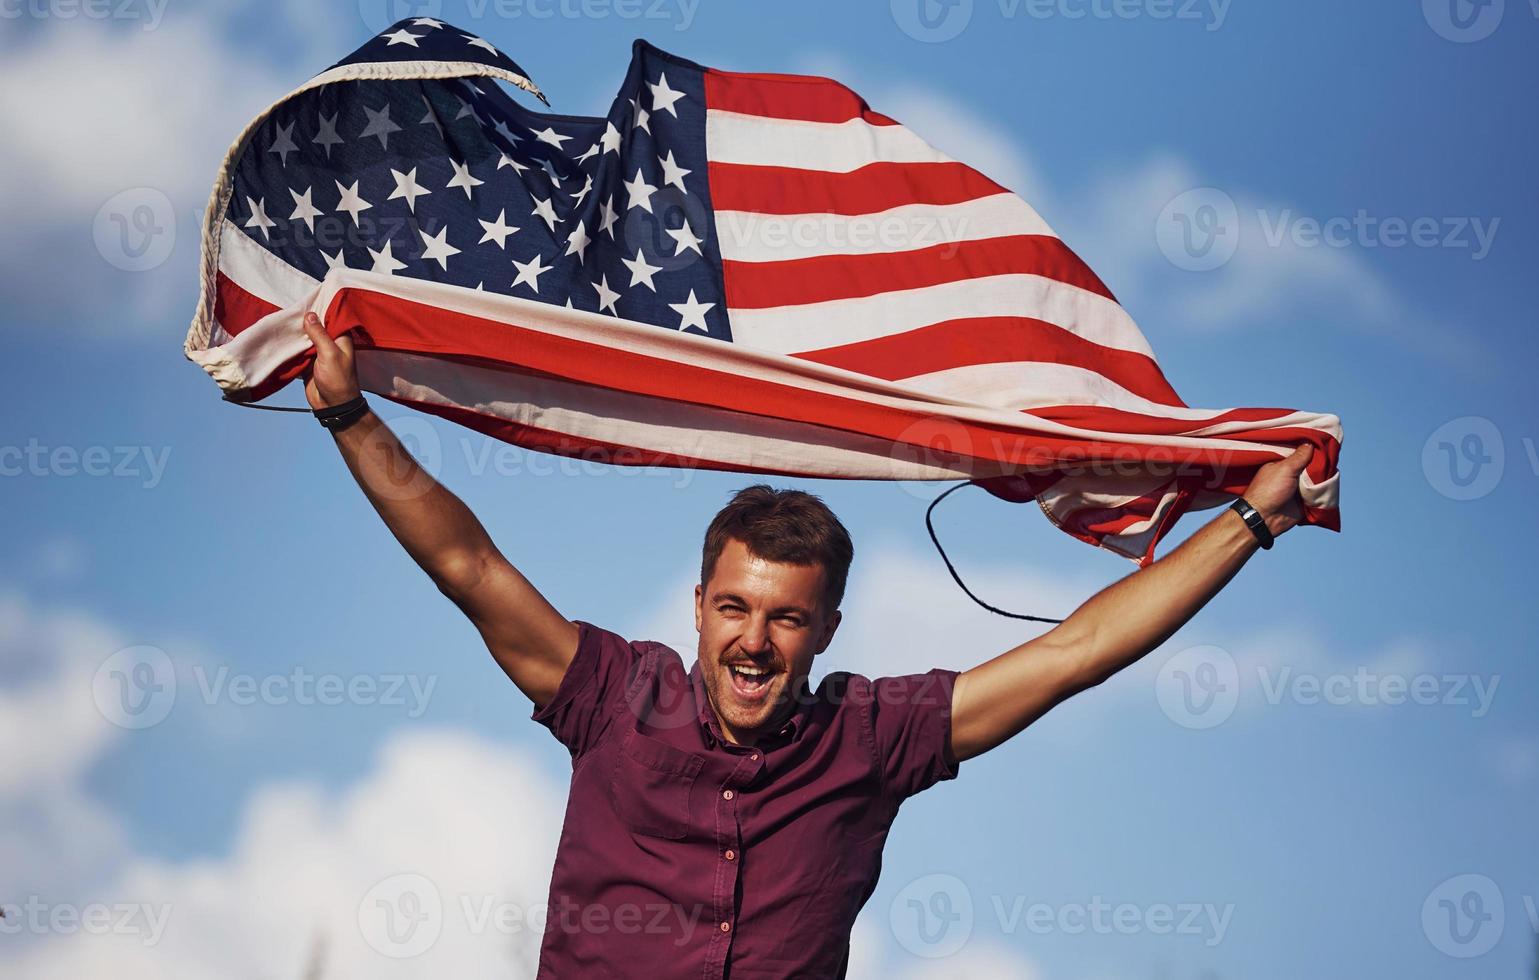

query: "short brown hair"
left=700, top=485, right=854, bottom=613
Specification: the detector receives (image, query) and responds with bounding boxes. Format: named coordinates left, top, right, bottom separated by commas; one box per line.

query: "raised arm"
left=301, top=313, right=579, bottom=708
left=949, top=445, right=1316, bottom=761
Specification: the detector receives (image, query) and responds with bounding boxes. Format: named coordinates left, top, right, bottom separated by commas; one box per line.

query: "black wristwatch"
left=313, top=394, right=370, bottom=433
left=1229, top=497, right=1274, bottom=550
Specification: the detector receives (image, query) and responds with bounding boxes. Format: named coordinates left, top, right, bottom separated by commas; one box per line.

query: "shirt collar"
left=688, top=658, right=808, bottom=749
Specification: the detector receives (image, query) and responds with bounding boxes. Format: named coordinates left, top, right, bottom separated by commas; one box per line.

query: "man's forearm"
left=1056, top=506, right=1260, bottom=688
left=328, top=408, right=497, bottom=590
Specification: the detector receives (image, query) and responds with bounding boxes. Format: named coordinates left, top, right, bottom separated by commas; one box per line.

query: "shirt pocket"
left=610, top=729, right=704, bottom=840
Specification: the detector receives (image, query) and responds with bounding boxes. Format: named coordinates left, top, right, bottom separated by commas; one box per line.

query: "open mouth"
left=726, top=662, right=776, bottom=702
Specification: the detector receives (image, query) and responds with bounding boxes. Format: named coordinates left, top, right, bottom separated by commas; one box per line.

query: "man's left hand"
left=1241, top=444, right=1315, bottom=538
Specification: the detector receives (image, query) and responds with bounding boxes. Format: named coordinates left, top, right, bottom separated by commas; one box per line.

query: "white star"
left=322, top=248, right=347, bottom=271
left=477, top=209, right=519, bottom=247
left=598, top=196, right=618, bottom=239
left=446, top=159, right=484, bottom=199
left=493, top=118, right=522, bottom=146
left=658, top=150, right=692, bottom=192
left=387, top=167, right=431, bottom=212
left=368, top=240, right=408, bottom=275
left=564, top=220, right=591, bottom=263
left=453, top=94, right=482, bottom=123
left=512, top=253, right=552, bottom=293
left=313, top=111, right=343, bottom=158
left=497, top=151, right=527, bottom=173
left=333, top=179, right=373, bottom=224
left=382, top=28, right=423, bottom=46
left=539, top=157, right=564, bottom=187
left=359, top=103, right=401, bottom=150
left=600, top=120, right=622, bottom=154
left=288, top=186, right=321, bottom=232
left=533, top=126, right=571, bottom=149
left=667, top=218, right=704, bottom=256
left=629, top=97, right=651, bottom=133
left=462, top=33, right=498, bottom=54
left=268, top=120, right=299, bottom=166
left=411, top=17, right=445, bottom=28
left=419, top=95, right=443, bottom=138
left=243, top=196, right=275, bottom=240
left=592, top=274, right=620, bottom=315
left=530, top=195, right=559, bottom=231
left=621, top=248, right=663, bottom=291
left=649, top=73, right=686, bottom=117
left=574, top=142, right=599, bottom=165
left=417, top=224, right=461, bottom=270
left=668, top=289, right=715, bottom=331
left=573, top=174, right=593, bottom=208
left=623, top=168, right=657, bottom=213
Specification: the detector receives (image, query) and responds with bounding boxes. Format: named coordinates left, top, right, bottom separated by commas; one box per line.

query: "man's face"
left=694, top=538, right=841, bottom=746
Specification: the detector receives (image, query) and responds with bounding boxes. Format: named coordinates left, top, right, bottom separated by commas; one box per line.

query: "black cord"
left=925, top=481, right=1065, bottom=624
left=221, top=395, right=311, bottom=414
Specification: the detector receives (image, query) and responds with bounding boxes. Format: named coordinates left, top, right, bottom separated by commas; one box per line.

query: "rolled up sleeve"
left=867, top=667, right=962, bottom=801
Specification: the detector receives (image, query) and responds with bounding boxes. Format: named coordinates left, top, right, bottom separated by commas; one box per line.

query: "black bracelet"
left=314, top=394, right=370, bottom=432
left=1229, top=497, right=1274, bottom=550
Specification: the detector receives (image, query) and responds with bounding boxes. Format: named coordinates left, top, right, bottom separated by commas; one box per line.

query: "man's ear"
left=815, top=609, right=842, bottom=655
left=693, top=583, right=703, bottom=633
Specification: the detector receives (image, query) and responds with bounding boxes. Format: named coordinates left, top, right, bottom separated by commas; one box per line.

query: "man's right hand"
left=300, top=312, right=362, bottom=410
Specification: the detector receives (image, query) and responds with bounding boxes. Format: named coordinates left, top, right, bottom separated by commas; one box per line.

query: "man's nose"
left=739, top=617, right=773, bottom=656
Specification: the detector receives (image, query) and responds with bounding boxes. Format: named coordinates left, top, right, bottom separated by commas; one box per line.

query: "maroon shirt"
left=529, top=619, right=961, bottom=978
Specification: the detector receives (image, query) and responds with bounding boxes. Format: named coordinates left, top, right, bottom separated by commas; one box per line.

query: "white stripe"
left=901, top=361, right=1232, bottom=420
left=707, top=109, right=948, bottom=172
left=714, top=193, right=1054, bottom=263
left=218, top=219, right=317, bottom=308
left=355, top=349, right=1006, bottom=482
left=729, top=273, right=1154, bottom=359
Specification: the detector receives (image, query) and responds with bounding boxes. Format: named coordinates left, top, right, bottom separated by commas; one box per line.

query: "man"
left=301, top=313, right=1314, bottom=977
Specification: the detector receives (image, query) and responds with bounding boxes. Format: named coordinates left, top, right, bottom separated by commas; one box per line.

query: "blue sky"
left=2, top=1, right=1536, bottom=976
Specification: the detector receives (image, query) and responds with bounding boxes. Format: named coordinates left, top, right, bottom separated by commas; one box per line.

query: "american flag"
left=185, top=18, right=1341, bottom=565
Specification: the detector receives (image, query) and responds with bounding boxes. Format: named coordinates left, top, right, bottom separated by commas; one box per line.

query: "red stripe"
left=214, top=271, right=278, bottom=337
left=792, top=316, right=1185, bottom=408
left=722, top=235, right=1117, bottom=309
left=709, top=161, right=1005, bottom=216
left=704, top=69, right=898, bottom=125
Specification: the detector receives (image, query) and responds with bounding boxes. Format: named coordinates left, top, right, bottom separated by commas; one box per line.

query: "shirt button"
left=749, top=753, right=759, bottom=761
left=722, top=789, right=734, bottom=800
left=719, top=921, right=731, bottom=933
left=724, top=849, right=736, bottom=861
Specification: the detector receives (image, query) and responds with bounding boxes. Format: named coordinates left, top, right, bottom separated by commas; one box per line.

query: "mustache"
left=721, top=654, right=781, bottom=671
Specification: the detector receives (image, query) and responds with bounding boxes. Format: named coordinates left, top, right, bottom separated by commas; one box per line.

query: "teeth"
left=731, top=665, right=770, bottom=678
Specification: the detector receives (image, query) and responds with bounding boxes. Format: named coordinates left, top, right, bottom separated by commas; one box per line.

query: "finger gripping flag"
left=185, top=19, right=1342, bottom=566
